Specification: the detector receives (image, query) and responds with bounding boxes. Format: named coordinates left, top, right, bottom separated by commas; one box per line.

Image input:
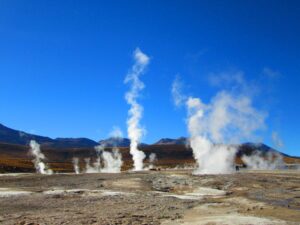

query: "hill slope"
left=0, top=123, right=99, bottom=148
left=0, top=124, right=299, bottom=173
left=154, top=137, right=187, bottom=145
left=0, top=141, right=299, bottom=173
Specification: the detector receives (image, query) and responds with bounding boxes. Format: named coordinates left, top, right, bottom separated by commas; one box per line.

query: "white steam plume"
left=84, top=158, right=98, bottom=173
left=101, top=148, right=123, bottom=173
left=186, top=97, right=235, bottom=174
left=147, top=153, right=157, bottom=169
left=172, top=74, right=267, bottom=174
left=72, top=157, right=80, bottom=174
left=94, top=144, right=123, bottom=173
left=29, top=140, right=53, bottom=175
left=124, top=48, right=149, bottom=171
left=84, top=152, right=102, bottom=173
left=84, top=129, right=124, bottom=173
left=149, top=152, right=157, bottom=163
left=103, top=127, right=123, bottom=173
left=242, top=151, right=285, bottom=170
left=187, top=93, right=266, bottom=174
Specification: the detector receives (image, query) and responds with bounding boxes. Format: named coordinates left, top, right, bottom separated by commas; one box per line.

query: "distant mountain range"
left=0, top=123, right=299, bottom=173
left=0, top=123, right=98, bottom=148
left=0, top=123, right=297, bottom=158
left=154, top=137, right=187, bottom=145
left=99, top=137, right=131, bottom=147
left=0, top=123, right=148, bottom=148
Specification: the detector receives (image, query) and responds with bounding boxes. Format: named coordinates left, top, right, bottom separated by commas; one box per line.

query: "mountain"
left=0, top=123, right=150, bottom=148
left=0, top=123, right=53, bottom=145
left=236, top=142, right=290, bottom=157
left=0, top=123, right=98, bottom=148
left=50, top=138, right=99, bottom=148
left=99, top=137, right=131, bottom=147
left=0, top=123, right=298, bottom=159
left=99, top=137, right=148, bottom=147
left=0, top=123, right=299, bottom=172
left=154, top=137, right=188, bottom=145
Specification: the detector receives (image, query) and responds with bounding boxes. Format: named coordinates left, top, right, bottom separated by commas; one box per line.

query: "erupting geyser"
left=172, top=76, right=266, bottom=174
left=186, top=96, right=237, bottom=174
left=94, top=145, right=123, bottom=173
left=124, top=48, right=150, bottom=171
left=82, top=128, right=123, bottom=173
left=29, top=140, right=53, bottom=175
left=72, top=157, right=80, bottom=174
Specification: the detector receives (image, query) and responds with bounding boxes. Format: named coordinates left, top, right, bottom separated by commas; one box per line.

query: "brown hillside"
left=0, top=142, right=299, bottom=173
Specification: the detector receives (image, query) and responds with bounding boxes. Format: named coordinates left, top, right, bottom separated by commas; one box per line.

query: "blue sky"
left=0, top=1, right=299, bottom=156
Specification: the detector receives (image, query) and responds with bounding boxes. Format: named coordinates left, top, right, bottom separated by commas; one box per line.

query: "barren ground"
left=0, top=170, right=299, bottom=225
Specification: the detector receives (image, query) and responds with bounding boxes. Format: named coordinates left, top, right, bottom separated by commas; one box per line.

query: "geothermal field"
left=0, top=48, right=300, bottom=225
left=1, top=1, right=300, bottom=221
left=0, top=170, right=299, bottom=225
left=0, top=38, right=299, bottom=225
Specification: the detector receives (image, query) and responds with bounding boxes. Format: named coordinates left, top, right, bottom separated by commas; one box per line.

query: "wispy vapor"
left=208, top=71, right=245, bottom=88
left=242, top=151, right=285, bottom=170
left=30, top=140, right=53, bottom=175
left=171, top=75, right=186, bottom=107
left=109, top=126, right=123, bottom=139
left=272, top=131, right=284, bottom=148
left=208, top=91, right=266, bottom=143
left=125, top=48, right=149, bottom=171
left=146, top=152, right=157, bottom=170
left=263, top=67, right=281, bottom=79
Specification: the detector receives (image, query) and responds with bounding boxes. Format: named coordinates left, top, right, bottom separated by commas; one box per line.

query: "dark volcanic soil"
left=0, top=170, right=299, bottom=225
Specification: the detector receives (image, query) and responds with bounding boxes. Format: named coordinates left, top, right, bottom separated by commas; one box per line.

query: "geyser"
left=94, top=145, right=123, bottom=173
left=72, top=157, right=80, bottom=174
left=29, top=140, right=53, bottom=175
left=147, top=153, right=157, bottom=169
left=83, top=128, right=124, bottom=173
left=173, top=76, right=266, bottom=174
left=242, top=150, right=285, bottom=170
left=124, top=48, right=150, bottom=171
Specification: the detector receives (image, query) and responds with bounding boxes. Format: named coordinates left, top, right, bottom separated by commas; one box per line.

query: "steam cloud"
left=102, top=148, right=123, bottom=173
left=109, top=126, right=123, bottom=139
left=72, top=157, right=80, bottom=174
left=147, top=153, right=157, bottom=169
left=272, top=131, right=284, bottom=148
left=172, top=75, right=266, bottom=174
left=242, top=151, right=285, bottom=170
left=29, top=140, right=53, bottom=175
left=83, top=146, right=122, bottom=174
left=94, top=145, right=123, bottom=173
left=82, top=128, right=123, bottom=173
left=84, top=156, right=101, bottom=173
left=124, top=48, right=150, bottom=171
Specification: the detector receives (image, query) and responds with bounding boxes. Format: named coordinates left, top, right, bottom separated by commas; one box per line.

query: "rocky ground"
left=0, top=169, right=299, bottom=225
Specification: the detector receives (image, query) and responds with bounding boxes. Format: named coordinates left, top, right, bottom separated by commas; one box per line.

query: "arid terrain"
left=0, top=125, right=300, bottom=224
left=0, top=169, right=299, bottom=225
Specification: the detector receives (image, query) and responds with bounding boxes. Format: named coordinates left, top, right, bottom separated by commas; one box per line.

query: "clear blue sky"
left=0, top=1, right=299, bottom=156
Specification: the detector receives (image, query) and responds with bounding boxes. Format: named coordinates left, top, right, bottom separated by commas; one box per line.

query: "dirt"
left=0, top=170, right=299, bottom=225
